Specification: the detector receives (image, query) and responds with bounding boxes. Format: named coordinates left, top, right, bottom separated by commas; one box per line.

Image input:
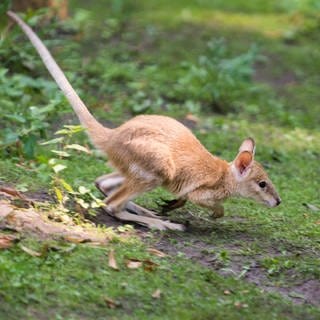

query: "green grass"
left=1, top=239, right=319, bottom=320
left=0, top=0, right=320, bottom=318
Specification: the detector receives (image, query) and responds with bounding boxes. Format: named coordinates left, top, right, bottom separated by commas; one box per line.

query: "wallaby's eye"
left=258, top=181, right=266, bottom=188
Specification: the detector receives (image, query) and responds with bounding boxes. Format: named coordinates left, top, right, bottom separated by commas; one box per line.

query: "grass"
left=0, top=0, right=320, bottom=318
left=1, top=239, right=319, bottom=320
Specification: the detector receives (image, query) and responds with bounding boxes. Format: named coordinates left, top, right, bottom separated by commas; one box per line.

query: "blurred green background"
left=0, top=1, right=319, bottom=319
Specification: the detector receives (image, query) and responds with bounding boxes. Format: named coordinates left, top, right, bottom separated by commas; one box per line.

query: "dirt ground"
left=93, top=209, right=320, bottom=307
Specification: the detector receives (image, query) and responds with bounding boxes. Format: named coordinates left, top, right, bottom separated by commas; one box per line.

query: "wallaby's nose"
left=275, top=197, right=281, bottom=206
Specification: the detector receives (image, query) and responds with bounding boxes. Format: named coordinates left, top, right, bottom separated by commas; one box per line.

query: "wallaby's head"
left=230, top=138, right=281, bottom=207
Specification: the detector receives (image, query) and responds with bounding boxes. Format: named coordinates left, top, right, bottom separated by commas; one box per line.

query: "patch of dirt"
left=253, top=55, right=298, bottom=89
left=25, top=190, right=52, bottom=202
left=153, top=230, right=320, bottom=307
left=91, top=210, right=125, bottom=229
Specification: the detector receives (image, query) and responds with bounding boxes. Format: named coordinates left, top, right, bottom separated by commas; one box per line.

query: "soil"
left=253, top=55, right=297, bottom=89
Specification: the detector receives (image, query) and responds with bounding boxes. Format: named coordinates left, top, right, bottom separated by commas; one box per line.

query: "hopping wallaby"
left=7, top=11, right=281, bottom=231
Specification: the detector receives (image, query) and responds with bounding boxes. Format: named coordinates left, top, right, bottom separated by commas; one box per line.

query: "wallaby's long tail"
left=7, top=11, right=108, bottom=143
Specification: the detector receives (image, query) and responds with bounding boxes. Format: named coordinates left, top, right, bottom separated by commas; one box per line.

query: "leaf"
left=124, top=257, right=158, bottom=271
left=2, top=130, right=19, bottom=145
left=125, top=259, right=143, bottom=269
left=90, top=200, right=104, bottom=208
left=76, top=198, right=90, bottom=209
left=4, top=114, right=26, bottom=123
left=289, top=292, right=305, bottom=299
left=51, top=150, right=71, bottom=157
left=65, top=144, right=91, bottom=154
left=63, top=236, right=90, bottom=243
left=0, top=0, right=11, bottom=13
left=78, top=186, right=90, bottom=194
left=151, top=289, right=161, bottom=299
left=22, top=134, right=37, bottom=159
left=55, top=125, right=85, bottom=136
left=143, top=259, right=158, bottom=272
left=40, top=137, right=64, bottom=145
left=0, top=239, right=13, bottom=249
left=59, top=179, right=74, bottom=193
left=303, top=203, right=320, bottom=211
left=49, top=244, right=76, bottom=253
left=147, top=248, right=167, bottom=258
left=117, top=225, right=134, bottom=233
left=52, top=164, right=67, bottom=173
left=54, top=187, right=64, bottom=203
left=20, top=244, right=42, bottom=257
left=108, top=249, right=119, bottom=270
left=0, top=186, right=24, bottom=199
left=0, top=186, right=33, bottom=204
left=104, top=296, right=120, bottom=309
left=16, top=183, right=29, bottom=193
left=0, top=234, right=16, bottom=249
left=48, top=158, right=57, bottom=165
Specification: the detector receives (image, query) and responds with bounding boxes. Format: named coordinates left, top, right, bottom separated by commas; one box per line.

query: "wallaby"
left=7, top=11, right=281, bottom=231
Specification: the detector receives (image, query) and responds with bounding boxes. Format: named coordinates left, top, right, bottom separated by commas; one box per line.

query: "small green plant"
left=176, top=38, right=259, bottom=113
left=261, top=257, right=296, bottom=276
left=0, top=10, right=72, bottom=159
left=41, top=125, right=104, bottom=217
left=0, top=68, right=68, bottom=158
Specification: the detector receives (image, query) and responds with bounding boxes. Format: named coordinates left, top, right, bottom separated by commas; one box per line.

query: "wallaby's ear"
left=239, top=137, right=255, bottom=155
left=234, top=151, right=253, bottom=175
left=232, top=138, right=255, bottom=178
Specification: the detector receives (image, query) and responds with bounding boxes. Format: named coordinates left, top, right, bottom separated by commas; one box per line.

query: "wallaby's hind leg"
left=95, top=173, right=161, bottom=218
left=95, top=172, right=124, bottom=195
left=101, top=178, right=185, bottom=231
left=95, top=172, right=161, bottom=219
left=104, top=179, right=156, bottom=214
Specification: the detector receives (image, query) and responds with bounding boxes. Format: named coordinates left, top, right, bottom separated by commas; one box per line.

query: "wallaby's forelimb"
left=160, top=198, right=187, bottom=214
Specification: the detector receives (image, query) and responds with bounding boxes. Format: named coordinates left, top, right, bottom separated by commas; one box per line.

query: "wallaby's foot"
left=160, top=198, right=187, bottom=213
left=126, top=202, right=161, bottom=219
left=95, top=173, right=124, bottom=195
left=211, top=204, right=224, bottom=219
left=102, top=206, right=185, bottom=231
